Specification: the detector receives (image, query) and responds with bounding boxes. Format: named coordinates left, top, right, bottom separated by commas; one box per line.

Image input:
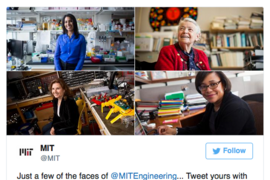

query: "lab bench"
left=10, top=59, right=135, bottom=71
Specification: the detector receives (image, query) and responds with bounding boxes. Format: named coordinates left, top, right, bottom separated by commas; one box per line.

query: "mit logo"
left=19, top=148, right=33, bottom=156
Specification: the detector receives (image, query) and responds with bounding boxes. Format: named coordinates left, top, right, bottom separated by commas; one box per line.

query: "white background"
left=7, top=136, right=264, bottom=180
left=1, top=1, right=269, bottom=180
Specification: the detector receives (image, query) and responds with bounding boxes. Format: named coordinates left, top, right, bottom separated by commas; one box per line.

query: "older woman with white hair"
left=155, top=18, right=211, bottom=70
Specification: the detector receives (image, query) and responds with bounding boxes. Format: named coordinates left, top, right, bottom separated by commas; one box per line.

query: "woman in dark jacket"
left=157, top=71, right=256, bottom=135
left=43, top=78, right=79, bottom=135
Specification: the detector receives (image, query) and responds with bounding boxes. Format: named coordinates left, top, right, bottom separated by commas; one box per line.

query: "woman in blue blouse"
left=54, top=14, right=86, bottom=70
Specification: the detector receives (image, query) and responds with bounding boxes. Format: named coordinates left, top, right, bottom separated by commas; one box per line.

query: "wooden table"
left=149, top=108, right=206, bottom=129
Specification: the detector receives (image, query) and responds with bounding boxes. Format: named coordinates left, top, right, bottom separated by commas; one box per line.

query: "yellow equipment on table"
left=101, top=95, right=134, bottom=124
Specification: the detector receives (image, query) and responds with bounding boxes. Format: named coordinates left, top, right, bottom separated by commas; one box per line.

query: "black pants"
left=42, top=122, right=67, bottom=135
left=60, top=59, right=77, bottom=70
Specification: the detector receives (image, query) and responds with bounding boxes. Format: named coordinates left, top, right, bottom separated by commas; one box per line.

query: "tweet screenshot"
left=6, top=6, right=265, bottom=180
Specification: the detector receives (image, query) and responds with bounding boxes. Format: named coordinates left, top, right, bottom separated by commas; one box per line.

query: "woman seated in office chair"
left=157, top=71, right=256, bottom=135
left=43, top=78, right=79, bottom=135
left=155, top=18, right=211, bottom=70
left=54, top=14, right=86, bottom=70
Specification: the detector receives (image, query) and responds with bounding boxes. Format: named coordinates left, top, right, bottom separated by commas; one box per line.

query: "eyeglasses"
left=179, top=26, right=194, bottom=32
left=199, top=81, right=221, bottom=91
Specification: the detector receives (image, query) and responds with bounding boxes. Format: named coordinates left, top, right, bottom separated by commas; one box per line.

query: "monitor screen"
left=8, top=39, right=24, bottom=59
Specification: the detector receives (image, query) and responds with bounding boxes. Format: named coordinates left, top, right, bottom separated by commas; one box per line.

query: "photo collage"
left=6, top=7, right=263, bottom=136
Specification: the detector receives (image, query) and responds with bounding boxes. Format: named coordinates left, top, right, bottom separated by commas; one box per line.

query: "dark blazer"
left=177, top=92, right=256, bottom=135
left=52, top=97, right=79, bottom=135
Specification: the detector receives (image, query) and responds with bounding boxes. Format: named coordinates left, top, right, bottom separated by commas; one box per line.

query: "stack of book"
left=211, top=16, right=226, bottom=29
left=186, top=94, right=207, bottom=110
left=136, top=103, right=159, bottom=116
left=250, top=12, right=263, bottom=29
left=237, top=17, right=250, bottom=29
left=250, top=19, right=263, bottom=29
left=224, top=19, right=237, bottom=29
left=157, top=100, right=183, bottom=117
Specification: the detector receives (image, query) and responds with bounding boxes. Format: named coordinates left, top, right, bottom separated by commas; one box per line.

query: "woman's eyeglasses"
left=199, top=81, right=221, bottom=91
left=179, top=26, right=194, bottom=32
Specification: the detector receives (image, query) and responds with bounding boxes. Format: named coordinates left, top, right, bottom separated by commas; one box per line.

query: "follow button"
left=205, top=142, right=253, bottom=160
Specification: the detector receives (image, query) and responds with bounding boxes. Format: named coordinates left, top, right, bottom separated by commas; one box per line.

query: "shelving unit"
left=135, top=75, right=196, bottom=85
left=6, top=30, right=37, bottom=33
left=210, top=28, right=263, bottom=50
left=7, top=71, right=59, bottom=98
left=97, top=7, right=134, bottom=15
left=211, top=46, right=256, bottom=50
left=210, top=28, right=263, bottom=33
left=209, top=28, right=264, bottom=70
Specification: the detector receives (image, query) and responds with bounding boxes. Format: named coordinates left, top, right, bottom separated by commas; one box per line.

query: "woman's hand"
left=157, top=126, right=177, bottom=135
left=50, top=127, right=55, bottom=135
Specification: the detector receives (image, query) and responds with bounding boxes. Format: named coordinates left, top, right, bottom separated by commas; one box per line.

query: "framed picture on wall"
left=151, top=71, right=167, bottom=80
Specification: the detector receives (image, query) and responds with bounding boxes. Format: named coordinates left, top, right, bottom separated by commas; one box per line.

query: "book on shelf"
left=211, top=52, right=244, bottom=68
left=211, top=16, right=226, bottom=29
left=211, top=13, right=263, bottom=30
left=255, top=49, right=263, bottom=56
left=241, top=33, right=246, bottom=47
left=212, top=33, right=263, bottom=48
left=250, top=12, right=263, bottom=29
left=236, top=17, right=251, bottom=29
left=250, top=18, right=263, bottom=29
left=250, top=55, right=263, bottom=70
left=152, top=37, right=161, bottom=52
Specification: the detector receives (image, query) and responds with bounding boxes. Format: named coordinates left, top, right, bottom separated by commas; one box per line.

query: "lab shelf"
left=6, top=30, right=37, bottom=33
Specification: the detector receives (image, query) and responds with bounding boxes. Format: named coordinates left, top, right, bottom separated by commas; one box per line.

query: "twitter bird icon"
left=213, top=148, right=220, bottom=155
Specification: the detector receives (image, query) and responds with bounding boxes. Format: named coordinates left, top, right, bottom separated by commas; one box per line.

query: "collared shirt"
left=181, top=48, right=200, bottom=70
left=54, top=33, right=86, bottom=70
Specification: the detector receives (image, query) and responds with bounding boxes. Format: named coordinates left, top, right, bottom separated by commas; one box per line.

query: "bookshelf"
left=211, top=47, right=256, bottom=50
left=135, top=75, right=195, bottom=85
left=209, top=28, right=263, bottom=70
left=210, top=29, right=263, bottom=33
